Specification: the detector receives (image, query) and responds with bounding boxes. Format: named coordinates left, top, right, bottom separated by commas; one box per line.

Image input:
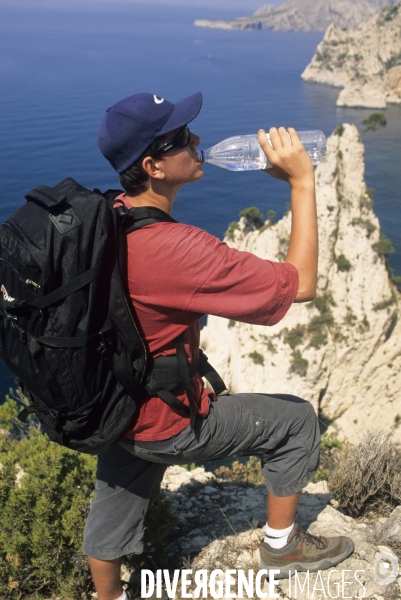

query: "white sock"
left=114, top=592, right=128, bottom=600
left=264, top=523, right=294, bottom=549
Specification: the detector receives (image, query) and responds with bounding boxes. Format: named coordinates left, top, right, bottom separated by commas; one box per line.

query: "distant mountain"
left=302, top=3, right=401, bottom=107
left=194, top=0, right=395, bottom=32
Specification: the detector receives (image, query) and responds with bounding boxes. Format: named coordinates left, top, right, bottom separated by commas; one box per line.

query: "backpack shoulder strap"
left=124, top=206, right=177, bottom=233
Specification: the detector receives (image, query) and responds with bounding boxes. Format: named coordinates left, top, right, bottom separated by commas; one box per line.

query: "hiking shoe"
left=259, top=525, right=354, bottom=579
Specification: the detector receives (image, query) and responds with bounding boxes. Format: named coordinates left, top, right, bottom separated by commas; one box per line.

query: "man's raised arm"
left=258, top=126, right=318, bottom=302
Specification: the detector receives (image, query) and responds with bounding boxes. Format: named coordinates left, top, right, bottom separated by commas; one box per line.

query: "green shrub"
left=0, top=389, right=40, bottom=437
left=309, top=333, right=327, bottom=349
left=289, top=350, right=308, bottom=377
left=373, top=294, right=396, bottom=311
left=239, top=207, right=264, bottom=229
left=265, top=338, right=277, bottom=354
left=372, top=234, right=395, bottom=256
left=360, top=188, right=375, bottom=210
left=334, top=124, right=345, bottom=137
left=0, top=397, right=177, bottom=599
left=380, top=3, right=400, bottom=24
left=345, top=309, right=357, bottom=325
left=0, top=430, right=97, bottom=599
left=384, top=52, right=401, bottom=71
left=335, top=253, right=352, bottom=272
left=313, top=467, right=331, bottom=483
left=225, top=221, right=239, bottom=239
left=321, top=433, right=343, bottom=451
left=214, top=456, right=264, bottom=485
left=284, top=325, right=305, bottom=349
left=308, top=312, right=334, bottom=333
left=391, top=275, right=401, bottom=292
left=267, top=209, right=276, bottom=224
left=312, top=434, right=343, bottom=483
left=124, top=494, right=178, bottom=573
left=312, top=296, right=329, bottom=314
left=361, top=112, right=387, bottom=133
left=248, top=351, right=264, bottom=366
left=351, top=218, right=376, bottom=237
left=335, top=53, right=347, bottom=68
left=228, top=319, right=236, bottom=328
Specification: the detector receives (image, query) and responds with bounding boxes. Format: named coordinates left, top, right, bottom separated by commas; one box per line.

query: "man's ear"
left=141, top=156, right=165, bottom=180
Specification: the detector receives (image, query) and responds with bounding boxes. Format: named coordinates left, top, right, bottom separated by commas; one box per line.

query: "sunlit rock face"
left=302, top=4, right=401, bottom=108
left=201, top=124, right=401, bottom=441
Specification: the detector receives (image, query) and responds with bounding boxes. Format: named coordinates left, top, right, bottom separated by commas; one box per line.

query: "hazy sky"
left=1, top=0, right=285, bottom=11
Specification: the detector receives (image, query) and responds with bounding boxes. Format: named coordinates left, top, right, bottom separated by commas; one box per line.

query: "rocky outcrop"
left=126, top=465, right=401, bottom=599
left=194, top=0, right=393, bottom=33
left=200, top=124, right=401, bottom=442
left=301, top=3, right=401, bottom=107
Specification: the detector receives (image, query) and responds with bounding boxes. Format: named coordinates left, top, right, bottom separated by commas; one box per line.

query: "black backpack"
left=0, top=178, right=226, bottom=454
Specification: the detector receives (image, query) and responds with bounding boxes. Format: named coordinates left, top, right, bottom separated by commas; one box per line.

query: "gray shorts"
left=82, top=393, right=320, bottom=560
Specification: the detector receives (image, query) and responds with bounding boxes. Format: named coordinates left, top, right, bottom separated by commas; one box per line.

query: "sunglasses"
left=155, top=126, right=191, bottom=154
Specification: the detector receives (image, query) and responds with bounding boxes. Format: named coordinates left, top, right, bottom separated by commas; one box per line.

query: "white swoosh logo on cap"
left=154, top=95, right=164, bottom=104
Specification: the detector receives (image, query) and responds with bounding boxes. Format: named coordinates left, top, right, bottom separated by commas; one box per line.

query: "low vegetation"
left=214, top=456, right=264, bottom=485
left=248, top=351, right=264, bottom=366
left=361, top=112, right=387, bottom=133
left=224, top=221, right=239, bottom=239
left=372, top=233, right=395, bottom=256
left=239, top=206, right=264, bottom=229
left=329, top=429, right=401, bottom=517
left=0, top=395, right=177, bottom=599
left=284, top=325, right=305, bottom=349
left=289, top=349, right=309, bottom=376
left=335, top=253, right=352, bottom=272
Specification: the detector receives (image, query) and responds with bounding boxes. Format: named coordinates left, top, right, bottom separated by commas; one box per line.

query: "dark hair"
left=119, top=137, right=164, bottom=195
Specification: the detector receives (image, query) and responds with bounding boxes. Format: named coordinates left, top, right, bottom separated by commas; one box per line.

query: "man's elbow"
left=293, top=286, right=317, bottom=303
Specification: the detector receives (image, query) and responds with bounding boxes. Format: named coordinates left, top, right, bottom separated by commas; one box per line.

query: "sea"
left=1, top=0, right=401, bottom=403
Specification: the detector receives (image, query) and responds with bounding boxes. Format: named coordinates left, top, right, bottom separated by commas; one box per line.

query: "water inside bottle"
left=198, top=136, right=269, bottom=171
left=198, top=131, right=326, bottom=170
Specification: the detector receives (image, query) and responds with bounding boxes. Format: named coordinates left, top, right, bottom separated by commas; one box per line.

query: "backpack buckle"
left=11, top=321, right=27, bottom=344
left=97, top=331, right=113, bottom=359
left=114, top=204, right=129, bottom=220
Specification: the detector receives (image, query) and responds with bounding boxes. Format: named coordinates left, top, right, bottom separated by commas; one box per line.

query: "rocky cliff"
left=301, top=3, right=401, bottom=108
left=200, top=124, right=401, bottom=442
left=194, top=0, right=393, bottom=33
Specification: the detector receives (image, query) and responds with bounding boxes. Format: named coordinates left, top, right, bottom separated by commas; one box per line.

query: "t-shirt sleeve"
left=184, top=229, right=298, bottom=326
left=129, top=222, right=298, bottom=327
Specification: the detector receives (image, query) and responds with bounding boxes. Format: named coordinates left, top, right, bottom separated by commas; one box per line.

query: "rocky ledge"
left=301, top=3, right=401, bottom=108
left=200, top=124, right=401, bottom=443
left=126, top=465, right=401, bottom=599
left=194, top=0, right=393, bottom=33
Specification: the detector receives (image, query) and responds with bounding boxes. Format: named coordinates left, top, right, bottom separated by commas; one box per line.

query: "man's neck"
left=124, top=186, right=178, bottom=216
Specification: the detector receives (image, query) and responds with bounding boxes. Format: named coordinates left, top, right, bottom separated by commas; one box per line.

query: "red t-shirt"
left=122, top=207, right=299, bottom=441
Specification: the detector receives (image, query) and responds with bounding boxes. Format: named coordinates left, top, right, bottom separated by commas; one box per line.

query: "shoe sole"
left=260, top=540, right=355, bottom=580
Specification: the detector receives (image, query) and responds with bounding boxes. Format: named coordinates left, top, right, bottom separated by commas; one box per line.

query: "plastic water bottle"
left=197, top=131, right=326, bottom=171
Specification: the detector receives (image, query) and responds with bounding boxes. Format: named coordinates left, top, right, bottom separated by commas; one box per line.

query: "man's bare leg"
left=88, top=556, right=124, bottom=600
left=87, top=493, right=301, bottom=597
left=267, top=491, right=301, bottom=529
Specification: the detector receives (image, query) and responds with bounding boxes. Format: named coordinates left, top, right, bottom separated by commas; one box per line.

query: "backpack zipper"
left=0, top=257, right=41, bottom=289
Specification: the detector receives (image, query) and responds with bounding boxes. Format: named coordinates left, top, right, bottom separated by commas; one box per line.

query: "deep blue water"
left=1, top=1, right=400, bottom=401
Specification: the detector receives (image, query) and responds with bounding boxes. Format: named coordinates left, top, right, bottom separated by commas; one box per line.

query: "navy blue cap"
left=97, top=92, right=202, bottom=173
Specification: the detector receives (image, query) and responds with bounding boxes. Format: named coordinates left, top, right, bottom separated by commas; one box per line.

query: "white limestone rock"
left=161, top=466, right=401, bottom=600
left=162, top=465, right=216, bottom=492
left=201, top=123, right=401, bottom=442
left=302, top=3, right=401, bottom=107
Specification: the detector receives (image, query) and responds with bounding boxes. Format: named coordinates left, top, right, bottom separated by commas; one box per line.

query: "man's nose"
left=190, top=132, right=201, bottom=147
